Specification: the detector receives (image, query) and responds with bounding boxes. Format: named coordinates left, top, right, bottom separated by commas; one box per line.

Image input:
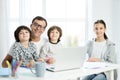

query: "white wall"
left=0, top=0, right=9, bottom=66
left=112, top=0, right=120, bottom=60
left=88, top=0, right=113, bottom=40
left=112, top=0, right=120, bottom=79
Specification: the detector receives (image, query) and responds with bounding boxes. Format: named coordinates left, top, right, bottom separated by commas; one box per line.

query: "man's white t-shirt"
left=32, top=37, right=48, bottom=55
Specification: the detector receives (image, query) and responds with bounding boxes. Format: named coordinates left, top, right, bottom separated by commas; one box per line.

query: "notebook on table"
left=0, top=68, right=11, bottom=76
left=46, top=47, right=87, bottom=72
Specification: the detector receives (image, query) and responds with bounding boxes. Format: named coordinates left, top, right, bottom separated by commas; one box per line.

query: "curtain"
left=0, top=0, right=9, bottom=66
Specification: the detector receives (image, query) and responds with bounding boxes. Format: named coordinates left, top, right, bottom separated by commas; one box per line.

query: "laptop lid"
left=46, top=47, right=86, bottom=72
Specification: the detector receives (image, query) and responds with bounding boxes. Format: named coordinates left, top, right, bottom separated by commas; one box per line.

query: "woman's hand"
left=87, top=57, right=101, bottom=62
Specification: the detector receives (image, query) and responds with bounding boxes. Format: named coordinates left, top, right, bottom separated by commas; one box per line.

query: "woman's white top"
left=91, top=40, right=107, bottom=58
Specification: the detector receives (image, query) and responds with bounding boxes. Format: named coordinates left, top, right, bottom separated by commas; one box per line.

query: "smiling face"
left=94, top=23, right=106, bottom=39
left=19, top=29, right=30, bottom=42
left=30, top=19, right=46, bottom=38
left=47, top=26, right=62, bottom=43
left=49, top=29, right=60, bottom=43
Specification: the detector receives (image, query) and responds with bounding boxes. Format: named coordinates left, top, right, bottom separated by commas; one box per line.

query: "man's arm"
left=2, top=54, right=12, bottom=68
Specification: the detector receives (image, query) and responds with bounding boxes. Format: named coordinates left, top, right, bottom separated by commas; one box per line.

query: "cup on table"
left=35, top=62, right=46, bottom=77
left=11, top=59, right=21, bottom=78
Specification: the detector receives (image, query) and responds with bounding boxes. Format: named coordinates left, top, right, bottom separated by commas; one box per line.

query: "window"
left=8, top=0, right=87, bottom=47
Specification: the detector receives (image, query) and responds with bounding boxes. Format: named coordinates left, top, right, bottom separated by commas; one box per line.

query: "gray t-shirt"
left=40, top=41, right=62, bottom=59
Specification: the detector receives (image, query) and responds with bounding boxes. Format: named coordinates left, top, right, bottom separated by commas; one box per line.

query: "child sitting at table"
left=39, top=25, right=62, bottom=64
left=8, top=25, right=39, bottom=68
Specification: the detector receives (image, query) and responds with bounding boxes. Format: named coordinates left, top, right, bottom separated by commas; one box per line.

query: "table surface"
left=0, top=62, right=120, bottom=80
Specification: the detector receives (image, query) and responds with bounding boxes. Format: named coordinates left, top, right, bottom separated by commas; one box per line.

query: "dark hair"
left=47, top=25, right=62, bottom=43
left=32, top=16, right=47, bottom=28
left=94, top=19, right=108, bottom=39
left=14, top=25, right=32, bottom=42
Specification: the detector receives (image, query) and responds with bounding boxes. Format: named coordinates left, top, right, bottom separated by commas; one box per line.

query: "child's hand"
left=26, top=60, right=35, bottom=68
left=46, top=57, right=55, bottom=64
left=18, top=60, right=22, bottom=66
left=38, top=58, right=45, bottom=62
left=87, top=57, right=101, bottom=62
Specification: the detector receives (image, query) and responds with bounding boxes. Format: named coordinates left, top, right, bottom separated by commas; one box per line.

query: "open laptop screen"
left=46, top=47, right=87, bottom=72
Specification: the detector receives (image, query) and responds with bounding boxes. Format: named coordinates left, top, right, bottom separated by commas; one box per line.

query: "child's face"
left=19, top=29, right=30, bottom=42
left=50, top=29, right=60, bottom=42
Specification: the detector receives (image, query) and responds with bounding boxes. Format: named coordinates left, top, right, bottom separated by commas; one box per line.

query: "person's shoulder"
left=41, top=37, right=48, bottom=42
left=9, top=42, right=20, bottom=53
left=57, top=41, right=62, bottom=46
left=43, top=42, right=51, bottom=46
left=106, top=39, right=115, bottom=46
left=87, top=39, right=94, bottom=45
left=12, top=42, right=20, bottom=47
left=41, top=42, right=51, bottom=50
left=29, top=41, right=36, bottom=47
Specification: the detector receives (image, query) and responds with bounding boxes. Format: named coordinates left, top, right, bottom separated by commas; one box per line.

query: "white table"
left=0, top=62, right=119, bottom=80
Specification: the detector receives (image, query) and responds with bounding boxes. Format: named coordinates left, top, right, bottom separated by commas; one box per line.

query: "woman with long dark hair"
left=83, top=20, right=117, bottom=80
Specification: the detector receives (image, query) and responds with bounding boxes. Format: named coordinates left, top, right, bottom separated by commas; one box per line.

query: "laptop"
left=46, top=47, right=87, bottom=72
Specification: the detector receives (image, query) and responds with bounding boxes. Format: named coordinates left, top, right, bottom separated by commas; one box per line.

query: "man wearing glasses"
left=30, top=16, right=48, bottom=54
left=2, top=16, right=48, bottom=67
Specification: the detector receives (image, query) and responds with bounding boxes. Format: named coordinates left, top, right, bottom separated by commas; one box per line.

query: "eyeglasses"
left=32, top=22, right=45, bottom=29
